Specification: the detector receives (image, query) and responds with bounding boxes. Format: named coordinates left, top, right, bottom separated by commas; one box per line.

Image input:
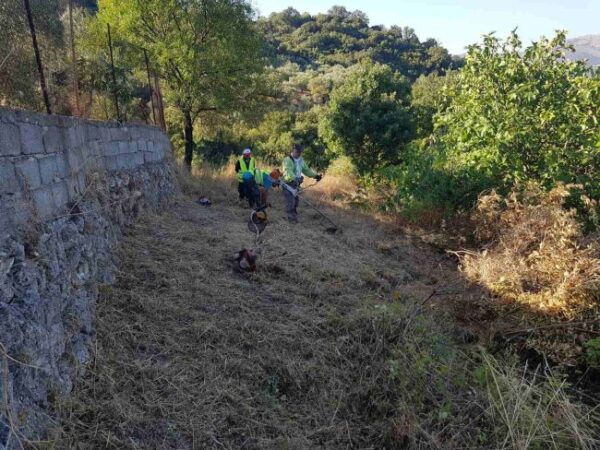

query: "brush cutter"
left=280, top=180, right=340, bottom=233
left=248, top=207, right=268, bottom=235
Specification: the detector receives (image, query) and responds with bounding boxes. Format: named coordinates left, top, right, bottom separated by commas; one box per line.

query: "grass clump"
left=476, top=352, right=599, bottom=450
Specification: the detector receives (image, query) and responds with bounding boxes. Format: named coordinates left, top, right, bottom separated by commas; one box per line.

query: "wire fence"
left=0, top=0, right=166, bottom=129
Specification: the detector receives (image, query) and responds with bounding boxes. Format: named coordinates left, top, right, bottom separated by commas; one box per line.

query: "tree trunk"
left=183, top=110, right=194, bottom=170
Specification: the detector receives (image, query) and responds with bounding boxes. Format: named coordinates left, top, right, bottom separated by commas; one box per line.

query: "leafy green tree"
left=239, top=106, right=329, bottom=170
left=94, top=0, right=264, bottom=168
left=294, top=107, right=331, bottom=171
left=411, top=71, right=457, bottom=137
left=387, top=31, right=600, bottom=219
left=247, top=110, right=295, bottom=163
left=78, top=8, right=155, bottom=121
left=0, top=0, right=64, bottom=110
left=319, top=60, right=414, bottom=174
left=435, top=31, right=600, bottom=197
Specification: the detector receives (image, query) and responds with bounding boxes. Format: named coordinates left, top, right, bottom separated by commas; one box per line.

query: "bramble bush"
left=462, top=184, right=600, bottom=315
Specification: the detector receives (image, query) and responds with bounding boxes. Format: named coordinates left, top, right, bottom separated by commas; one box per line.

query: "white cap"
left=243, top=148, right=251, bottom=155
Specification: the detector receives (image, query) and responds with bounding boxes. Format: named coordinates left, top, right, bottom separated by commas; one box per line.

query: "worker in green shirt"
left=281, top=144, right=322, bottom=223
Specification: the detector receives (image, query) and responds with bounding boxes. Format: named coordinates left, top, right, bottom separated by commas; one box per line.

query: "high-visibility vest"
left=254, top=169, right=270, bottom=186
left=237, top=157, right=255, bottom=182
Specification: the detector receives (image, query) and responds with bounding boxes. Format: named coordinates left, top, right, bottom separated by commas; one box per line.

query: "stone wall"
left=0, top=107, right=176, bottom=448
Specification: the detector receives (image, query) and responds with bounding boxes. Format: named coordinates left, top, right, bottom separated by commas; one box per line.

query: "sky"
left=251, top=0, right=599, bottom=54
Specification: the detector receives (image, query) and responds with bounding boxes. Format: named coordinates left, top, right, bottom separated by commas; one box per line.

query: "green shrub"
left=326, top=155, right=358, bottom=177
left=243, top=108, right=332, bottom=171
left=379, top=141, right=496, bottom=218
left=195, top=140, right=239, bottom=166
left=435, top=31, right=600, bottom=202
left=410, top=71, right=457, bottom=138
left=386, top=31, right=600, bottom=220
left=584, top=338, right=600, bottom=368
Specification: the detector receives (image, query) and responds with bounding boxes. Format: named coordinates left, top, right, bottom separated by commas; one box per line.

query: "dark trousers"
left=283, top=182, right=300, bottom=220
left=238, top=180, right=259, bottom=208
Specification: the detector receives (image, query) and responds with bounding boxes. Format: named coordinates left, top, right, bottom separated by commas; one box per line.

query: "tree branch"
left=192, top=106, right=217, bottom=121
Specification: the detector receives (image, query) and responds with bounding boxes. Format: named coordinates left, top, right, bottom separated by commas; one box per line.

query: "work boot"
left=288, top=217, right=298, bottom=224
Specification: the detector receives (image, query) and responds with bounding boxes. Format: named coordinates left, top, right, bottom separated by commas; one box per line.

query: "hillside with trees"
left=258, top=7, right=459, bottom=79
left=193, top=6, right=461, bottom=171
left=1, top=1, right=599, bottom=447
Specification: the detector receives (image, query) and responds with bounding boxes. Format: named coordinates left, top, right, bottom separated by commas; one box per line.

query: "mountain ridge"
left=567, top=33, right=600, bottom=66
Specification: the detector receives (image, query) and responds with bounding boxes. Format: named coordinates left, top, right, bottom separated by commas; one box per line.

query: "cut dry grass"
left=46, top=169, right=599, bottom=449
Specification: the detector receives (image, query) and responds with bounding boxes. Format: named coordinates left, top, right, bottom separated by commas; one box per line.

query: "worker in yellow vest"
left=235, top=148, right=259, bottom=207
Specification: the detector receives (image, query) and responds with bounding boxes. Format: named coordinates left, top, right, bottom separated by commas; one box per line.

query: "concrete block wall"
left=0, top=107, right=170, bottom=227
left=0, top=107, right=175, bottom=449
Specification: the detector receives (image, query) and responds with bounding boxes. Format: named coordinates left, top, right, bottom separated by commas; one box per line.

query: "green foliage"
left=326, top=155, right=358, bottom=177
left=74, top=0, right=98, bottom=12
left=243, top=107, right=331, bottom=170
left=78, top=8, right=156, bottom=121
left=411, top=71, right=456, bottom=137
left=388, top=31, right=600, bottom=217
left=77, top=28, right=151, bottom=121
left=0, top=0, right=65, bottom=111
left=195, top=140, right=239, bottom=166
left=92, top=0, right=264, bottom=166
left=436, top=31, right=600, bottom=198
left=258, top=6, right=458, bottom=80
left=96, top=0, right=262, bottom=113
left=584, top=338, right=600, bottom=368
left=293, top=107, right=331, bottom=170
left=247, top=110, right=296, bottom=163
left=319, top=60, right=414, bottom=174
left=195, top=6, right=458, bottom=171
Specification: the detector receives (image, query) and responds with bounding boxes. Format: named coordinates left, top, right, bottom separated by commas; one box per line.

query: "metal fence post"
left=23, top=0, right=51, bottom=114
left=154, top=73, right=166, bottom=130
left=143, top=48, right=157, bottom=125
left=69, top=0, right=81, bottom=115
left=107, top=23, right=121, bottom=122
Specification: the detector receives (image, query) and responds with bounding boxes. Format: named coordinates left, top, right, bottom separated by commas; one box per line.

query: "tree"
left=79, top=8, right=154, bottom=121
left=411, top=71, right=456, bottom=137
left=94, top=0, right=264, bottom=169
left=247, top=110, right=295, bottom=163
left=0, top=0, right=64, bottom=110
left=435, top=31, right=600, bottom=197
left=319, top=61, right=414, bottom=174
